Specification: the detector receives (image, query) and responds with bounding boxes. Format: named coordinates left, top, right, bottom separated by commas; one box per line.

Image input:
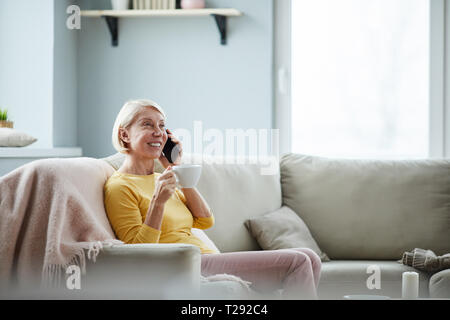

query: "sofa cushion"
left=429, top=269, right=450, bottom=298
left=318, top=260, right=430, bottom=299
left=101, top=153, right=282, bottom=252
left=186, top=154, right=282, bottom=252
left=244, top=205, right=330, bottom=261
left=192, top=228, right=220, bottom=254
left=102, top=152, right=165, bottom=173
left=102, top=152, right=126, bottom=171
left=280, top=153, right=450, bottom=260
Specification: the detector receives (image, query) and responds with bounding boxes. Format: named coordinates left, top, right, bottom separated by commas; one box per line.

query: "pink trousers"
left=201, top=248, right=322, bottom=300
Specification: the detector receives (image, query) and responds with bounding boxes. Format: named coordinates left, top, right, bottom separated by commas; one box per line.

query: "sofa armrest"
left=81, top=243, right=201, bottom=299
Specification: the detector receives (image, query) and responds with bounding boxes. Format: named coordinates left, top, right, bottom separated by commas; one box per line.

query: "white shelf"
left=0, top=147, right=83, bottom=158
left=81, top=8, right=242, bottom=17
left=80, top=8, right=243, bottom=46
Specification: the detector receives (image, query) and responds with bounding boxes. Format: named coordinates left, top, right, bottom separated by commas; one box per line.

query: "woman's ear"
left=119, top=127, right=131, bottom=144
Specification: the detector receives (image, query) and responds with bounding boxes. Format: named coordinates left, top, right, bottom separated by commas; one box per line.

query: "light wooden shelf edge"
left=80, top=8, right=243, bottom=18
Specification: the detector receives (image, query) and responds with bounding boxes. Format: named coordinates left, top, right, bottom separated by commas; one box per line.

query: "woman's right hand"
left=153, top=166, right=177, bottom=206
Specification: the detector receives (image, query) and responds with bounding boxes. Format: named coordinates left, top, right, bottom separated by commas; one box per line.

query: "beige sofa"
left=95, top=152, right=450, bottom=300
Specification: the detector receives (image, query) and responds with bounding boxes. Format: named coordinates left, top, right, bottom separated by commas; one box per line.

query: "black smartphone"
left=163, top=129, right=178, bottom=163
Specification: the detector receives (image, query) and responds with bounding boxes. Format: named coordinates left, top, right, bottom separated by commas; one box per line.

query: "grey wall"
left=0, top=0, right=54, bottom=148
left=77, top=0, right=274, bottom=158
left=0, top=0, right=274, bottom=158
left=53, top=0, right=79, bottom=147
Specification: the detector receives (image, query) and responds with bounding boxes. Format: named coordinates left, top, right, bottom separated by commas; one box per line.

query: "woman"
left=104, top=99, right=322, bottom=299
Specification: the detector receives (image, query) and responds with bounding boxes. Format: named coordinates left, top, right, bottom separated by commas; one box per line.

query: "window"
left=290, top=0, right=430, bottom=159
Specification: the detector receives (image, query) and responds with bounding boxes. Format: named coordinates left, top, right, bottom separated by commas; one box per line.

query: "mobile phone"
left=163, top=129, right=178, bottom=163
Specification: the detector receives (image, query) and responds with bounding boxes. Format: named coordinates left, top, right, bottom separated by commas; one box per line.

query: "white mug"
left=172, top=164, right=202, bottom=188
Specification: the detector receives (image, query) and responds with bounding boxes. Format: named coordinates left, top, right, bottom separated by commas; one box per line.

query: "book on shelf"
left=169, top=0, right=175, bottom=9
left=133, top=0, right=176, bottom=10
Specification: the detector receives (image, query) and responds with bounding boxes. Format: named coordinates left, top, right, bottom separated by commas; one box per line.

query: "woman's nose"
left=153, top=127, right=164, bottom=136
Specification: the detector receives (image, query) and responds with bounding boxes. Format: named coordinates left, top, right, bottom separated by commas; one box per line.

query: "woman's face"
left=120, top=106, right=168, bottom=159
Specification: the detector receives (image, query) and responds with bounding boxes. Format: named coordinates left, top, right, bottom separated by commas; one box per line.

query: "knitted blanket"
left=200, top=273, right=254, bottom=299
left=401, top=248, right=450, bottom=273
left=0, top=157, right=123, bottom=291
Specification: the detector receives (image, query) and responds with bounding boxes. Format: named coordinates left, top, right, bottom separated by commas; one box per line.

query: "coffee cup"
left=172, top=164, right=202, bottom=188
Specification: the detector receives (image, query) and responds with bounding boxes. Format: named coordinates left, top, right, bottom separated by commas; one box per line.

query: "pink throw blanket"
left=0, top=157, right=123, bottom=290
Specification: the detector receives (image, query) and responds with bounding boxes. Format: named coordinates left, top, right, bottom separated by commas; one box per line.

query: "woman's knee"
left=287, top=251, right=314, bottom=272
left=273, top=250, right=310, bottom=273
left=290, top=248, right=321, bottom=268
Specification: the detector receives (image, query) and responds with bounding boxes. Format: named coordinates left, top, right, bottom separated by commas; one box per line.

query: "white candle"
left=402, top=271, right=419, bottom=299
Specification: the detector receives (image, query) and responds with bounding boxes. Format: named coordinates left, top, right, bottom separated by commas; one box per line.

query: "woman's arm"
left=105, top=183, right=161, bottom=244
left=180, top=187, right=212, bottom=218
left=146, top=166, right=179, bottom=229
left=158, top=131, right=212, bottom=221
left=144, top=195, right=165, bottom=230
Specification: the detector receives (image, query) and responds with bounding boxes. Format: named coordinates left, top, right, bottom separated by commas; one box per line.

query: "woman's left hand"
left=159, top=129, right=183, bottom=168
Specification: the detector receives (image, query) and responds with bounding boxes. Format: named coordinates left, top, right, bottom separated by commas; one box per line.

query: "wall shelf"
left=80, top=9, right=243, bottom=46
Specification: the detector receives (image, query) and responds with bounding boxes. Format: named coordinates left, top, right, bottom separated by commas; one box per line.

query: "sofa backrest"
left=280, top=153, right=450, bottom=260
left=101, top=153, right=282, bottom=252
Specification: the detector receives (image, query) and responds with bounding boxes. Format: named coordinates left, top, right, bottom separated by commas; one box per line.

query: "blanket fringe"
left=41, top=240, right=122, bottom=289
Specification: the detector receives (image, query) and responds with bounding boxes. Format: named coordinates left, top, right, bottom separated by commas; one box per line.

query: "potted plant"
left=0, top=108, right=13, bottom=128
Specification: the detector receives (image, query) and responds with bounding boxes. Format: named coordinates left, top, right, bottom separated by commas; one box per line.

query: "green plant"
left=0, top=108, right=8, bottom=121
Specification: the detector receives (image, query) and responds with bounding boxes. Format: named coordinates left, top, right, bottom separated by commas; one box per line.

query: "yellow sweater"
left=104, top=171, right=216, bottom=254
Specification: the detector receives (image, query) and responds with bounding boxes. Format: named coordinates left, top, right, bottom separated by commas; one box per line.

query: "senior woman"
left=104, top=99, right=322, bottom=299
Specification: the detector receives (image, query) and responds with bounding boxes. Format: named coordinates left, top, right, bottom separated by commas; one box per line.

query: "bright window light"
left=291, top=0, right=429, bottom=159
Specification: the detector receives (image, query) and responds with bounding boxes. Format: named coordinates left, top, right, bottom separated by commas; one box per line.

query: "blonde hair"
left=112, top=99, right=166, bottom=154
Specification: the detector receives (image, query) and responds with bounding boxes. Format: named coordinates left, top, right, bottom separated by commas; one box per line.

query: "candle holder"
left=402, top=271, right=419, bottom=299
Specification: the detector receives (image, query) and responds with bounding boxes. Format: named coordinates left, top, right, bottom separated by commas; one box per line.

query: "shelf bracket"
left=102, top=16, right=119, bottom=47
left=211, top=14, right=227, bottom=45
left=99, top=13, right=233, bottom=47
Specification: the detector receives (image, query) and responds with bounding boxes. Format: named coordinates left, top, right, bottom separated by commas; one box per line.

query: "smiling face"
left=119, top=106, right=168, bottom=160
